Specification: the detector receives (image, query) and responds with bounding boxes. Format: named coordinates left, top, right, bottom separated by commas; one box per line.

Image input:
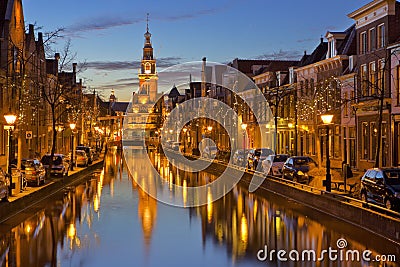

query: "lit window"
left=145, top=63, right=151, bottom=74
left=369, top=62, right=376, bottom=95
left=361, top=64, right=368, bottom=96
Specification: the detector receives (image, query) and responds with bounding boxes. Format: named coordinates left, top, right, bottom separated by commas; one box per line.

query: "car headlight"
left=297, top=171, right=305, bottom=176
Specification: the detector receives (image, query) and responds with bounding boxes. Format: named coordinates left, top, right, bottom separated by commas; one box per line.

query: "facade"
left=252, top=60, right=299, bottom=154
left=348, top=0, right=400, bottom=169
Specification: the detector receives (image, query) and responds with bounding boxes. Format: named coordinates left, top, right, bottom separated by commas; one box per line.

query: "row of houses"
left=227, top=0, right=400, bottom=170
left=159, top=0, right=400, bottom=171
left=0, top=0, right=109, bottom=170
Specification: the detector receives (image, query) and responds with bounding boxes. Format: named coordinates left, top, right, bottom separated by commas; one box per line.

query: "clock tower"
left=138, top=14, right=158, bottom=104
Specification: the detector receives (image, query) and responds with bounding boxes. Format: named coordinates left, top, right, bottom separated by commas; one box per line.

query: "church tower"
left=138, top=14, right=158, bottom=104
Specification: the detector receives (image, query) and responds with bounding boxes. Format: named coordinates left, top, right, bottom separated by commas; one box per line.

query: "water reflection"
left=0, top=149, right=398, bottom=267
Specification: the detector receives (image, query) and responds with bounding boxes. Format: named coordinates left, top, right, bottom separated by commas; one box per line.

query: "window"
left=360, top=32, right=367, bottom=54
left=310, top=78, right=315, bottom=93
left=305, top=79, right=309, bottom=95
left=145, top=63, right=151, bottom=74
left=397, top=66, right=400, bottom=105
left=362, top=122, right=369, bottom=160
left=300, top=81, right=304, bottom=96
left=369, top=28, right=376, bottom=51
left=370, top=122, right=377, bottom=161
left=369, top=62, right=376, bottom=95
left=328, top=40, right=336, bottom=58
left=377, top=24, right=385, bottom=48
left=361, top=64, right=368, bottom=96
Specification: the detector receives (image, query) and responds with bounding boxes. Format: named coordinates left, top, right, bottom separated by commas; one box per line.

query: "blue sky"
left=23, top=0, right=369, bottom=101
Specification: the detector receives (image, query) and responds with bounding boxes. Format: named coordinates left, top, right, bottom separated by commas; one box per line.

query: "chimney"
left=73, top=63, right=77, bottom=73
left=29, top=24, right=34, bottom=34
left=55, top=53, right=60, bottom=61
left=38, top=32, right=43, bottom=43
left=73, top=63, right=77, bottom=85
left=201, top=57, right=206, bottom=97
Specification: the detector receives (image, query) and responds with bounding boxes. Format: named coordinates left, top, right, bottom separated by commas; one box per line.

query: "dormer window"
left=328, top=39, right=336, bottom=58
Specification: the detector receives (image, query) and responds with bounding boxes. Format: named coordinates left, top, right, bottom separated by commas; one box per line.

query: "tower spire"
left=146, top=13, right=149, bottom=33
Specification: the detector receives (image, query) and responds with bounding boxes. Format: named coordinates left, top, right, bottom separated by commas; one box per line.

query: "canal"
left=0, top=149, right=398, bottom=267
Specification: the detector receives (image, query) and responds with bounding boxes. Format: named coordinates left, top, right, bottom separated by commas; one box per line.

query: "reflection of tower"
left=138, top=13, right=158, bottom=104
left=137, top=187, right=157, bottom=251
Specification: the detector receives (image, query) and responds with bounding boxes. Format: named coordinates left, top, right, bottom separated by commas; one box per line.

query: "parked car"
left=232, top=149, right=249, bottom=167
left=282, top=156, right=317, bottom=183
left=203, top=146, right=218, bottom=159
left=246, top=148, right=274, bottom=171
left=0, top=169, right=9, bottom=202
left=262, top=154, right=289, bottom=177
left=41, top=154, right=70, bottom=177
left=76, top=146, right=93, bottom=164
left=171, top=142, right=182, bottom=151
left=21, top=159, right=46, bottom=186
left=75, top=150, right=89, bottom=167
left=360, top=168, right=400, bottom=210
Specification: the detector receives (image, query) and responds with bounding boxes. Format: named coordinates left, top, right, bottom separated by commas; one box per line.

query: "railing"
left=169, top=149, right=400, bottom=220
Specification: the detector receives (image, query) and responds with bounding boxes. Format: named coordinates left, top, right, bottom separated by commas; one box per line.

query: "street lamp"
left=241, top=123, right=247, bottom=151
left=4, top=113, right=16, bottom=196
left=321, top=114, right=333, bottom=192
left=70, top=123, right=76, bottom=171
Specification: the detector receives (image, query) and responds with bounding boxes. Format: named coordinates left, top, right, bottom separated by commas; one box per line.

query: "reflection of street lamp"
left=241, top=123, right=247, bottom=151
left=321, top=114, right=333, bottom=192
left=70, top=123, right=76, bottom=171
left=4, top=113, right=16, bottom=196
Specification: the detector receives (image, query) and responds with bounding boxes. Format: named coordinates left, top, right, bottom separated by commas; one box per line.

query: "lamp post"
left=241, top=123, right=247, bottom=151
left=94, top=126, right=99, bottom=151
left=182, top=128, right=188, bottom=154
left=70, top=123, right=76, bottom=171
left=321, top=114, right=333, bottom=192
left=4, top=113, right=16, bottom=196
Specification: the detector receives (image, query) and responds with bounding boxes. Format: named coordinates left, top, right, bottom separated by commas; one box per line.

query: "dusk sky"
left=24, top=0, right=370, bottom=101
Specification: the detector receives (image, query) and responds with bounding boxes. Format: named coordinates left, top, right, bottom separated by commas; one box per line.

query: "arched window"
left=145, top=63, right=151, bottom=74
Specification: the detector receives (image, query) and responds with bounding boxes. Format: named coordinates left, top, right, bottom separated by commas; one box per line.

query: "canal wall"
left=0, top=160, right=104, bottom=223
left=204, top=161, right=400, bottom=244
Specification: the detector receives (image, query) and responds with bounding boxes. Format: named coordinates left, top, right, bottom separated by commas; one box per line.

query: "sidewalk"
left=308, top=167, right=363, bottom=197
left=7, top=156, right=105, bottom=203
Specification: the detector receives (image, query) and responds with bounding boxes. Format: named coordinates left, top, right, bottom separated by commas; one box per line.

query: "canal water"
left=0, top=149, right=398, bottom=267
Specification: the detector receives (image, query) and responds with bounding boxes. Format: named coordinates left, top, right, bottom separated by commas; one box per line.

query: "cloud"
left=297, top=38, right=315, bottom=43
left=255, top=49, right=304, bottom=60
left=85, top=57, right=182, bottom=71
left=95, top=81, right=139, bottom=91
left=64, top=3, right=232, bottom=36
left=66, top=17, right=142, bottom=35
left=86, top=60, right=138, bottom=71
